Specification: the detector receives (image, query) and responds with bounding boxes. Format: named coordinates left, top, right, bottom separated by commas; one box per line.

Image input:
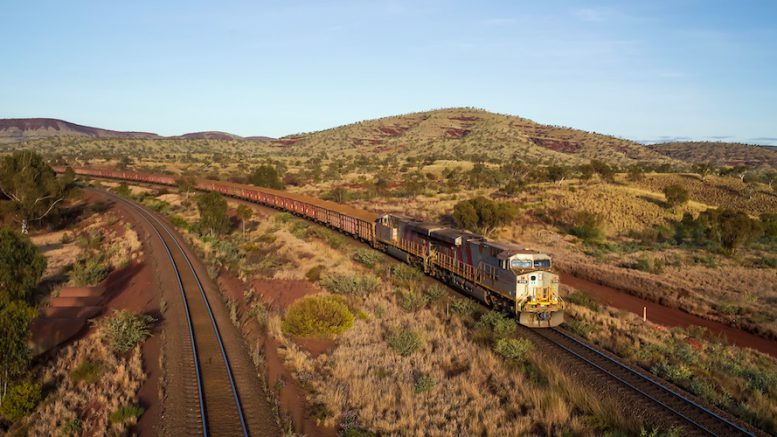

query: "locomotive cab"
left=508, top=253, right=565, bottom=328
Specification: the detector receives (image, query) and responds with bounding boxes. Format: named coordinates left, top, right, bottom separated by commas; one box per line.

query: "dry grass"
left=564, top=295, right=777, bottom=434
left=635, top=174, right=777, bottom=216
left=24, top=329, right=146, bottom=435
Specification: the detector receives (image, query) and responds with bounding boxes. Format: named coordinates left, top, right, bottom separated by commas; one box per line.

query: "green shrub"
left=70, top=360, right=104, bottom=384
left=248, top=302, right=269, bottom=328
left=413, top=372, right=435, bottom=393
left=424, top=285, right=446, bottom=301
left=475, top=311, right=517, bottom=343
left=61, top=418, right=82, bottom=434
left=305, top=265, right=324, bottom=282
left=282, top=296, right=354, bottom=337
left=109, top=405, right=144, bottom=424
left=494, top=338, right=532, bottom=363
left=353, top=249, right=383, bottom=268
left=565, top=292, right=600, bottom=311
left=390, top=263, right=423, bottom=287
left=320, top=273, right=381, bottom=296
left=0, top=381, right=40, bottom=420
left=569, top=211, right=603, bottom=243
left=70, top=253, right=109, bottom=286
left=387, top=327, right=423, bottom=356
left=450, top=298, right=475, bottom=316
left=98, top=310, right=155, bottom=353
left=169, top=214, right=190, bottom=230
left=397, top=289, right=426, bottom=312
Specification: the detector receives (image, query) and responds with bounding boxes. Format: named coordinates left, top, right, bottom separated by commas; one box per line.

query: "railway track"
left=108, top=192, right=249, bottom=436
left=523, top=327, right=757, bottom=436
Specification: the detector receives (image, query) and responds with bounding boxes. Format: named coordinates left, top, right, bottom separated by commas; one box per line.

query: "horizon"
left=1, top=1, right=776, bottom=145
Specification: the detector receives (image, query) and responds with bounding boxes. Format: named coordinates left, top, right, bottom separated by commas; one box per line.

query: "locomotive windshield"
left=534, top=259, right=551, bottom=268
left=510, top=259, right=532, bottom=268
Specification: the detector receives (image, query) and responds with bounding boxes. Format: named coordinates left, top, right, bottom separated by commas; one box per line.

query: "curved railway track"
left=523, top=327, right=757, bottom=436
left=108, top=192, right=249, bottom=436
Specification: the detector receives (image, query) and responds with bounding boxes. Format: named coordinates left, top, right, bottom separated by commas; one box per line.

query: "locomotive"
left=375, top=214, right=563, bottom=327
left=56, top=166, right=564, bottom=327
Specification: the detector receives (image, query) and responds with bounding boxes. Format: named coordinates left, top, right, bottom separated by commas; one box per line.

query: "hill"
left=648, top=141, right=777, bottom=169
left=273, top=108, right=680, bottom=166
left=174, top=131, right=244, bottom=140
left=0, top=118, right=160, bottom=142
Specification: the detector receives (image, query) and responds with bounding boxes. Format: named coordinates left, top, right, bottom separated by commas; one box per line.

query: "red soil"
left=218, top=272, right=336, bottom=436
left=448, top=116, right=481, bottom=122
left=291, top=337, right=335, bottom=357
left=562, top=273, right=777, bottom=359
left=532, top=137, right=583, bottom=153
left=250, top=278, right=319, bottom=311
left=445, top=128, right=470, bottom=138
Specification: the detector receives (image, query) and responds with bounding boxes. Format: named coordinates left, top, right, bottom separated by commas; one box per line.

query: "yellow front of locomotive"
left=510, top=255, right=565, bottom=328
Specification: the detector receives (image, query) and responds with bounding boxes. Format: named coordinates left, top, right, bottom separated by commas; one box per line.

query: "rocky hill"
left=0, top=118, right=160, bottom=142
left=648, top=141, right=777, bottom=169
left=273, top=108, right=679, bottom=166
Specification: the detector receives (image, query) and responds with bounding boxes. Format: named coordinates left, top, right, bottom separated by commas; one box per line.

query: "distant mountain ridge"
left=0, top=118, right=161, bottom=141
left=648, top=141, right=777, bottom=169
left=0, top=118, right=273, bottom=142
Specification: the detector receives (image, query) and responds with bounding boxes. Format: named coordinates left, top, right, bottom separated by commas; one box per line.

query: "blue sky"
left=1, top=1, right=775, bottom=144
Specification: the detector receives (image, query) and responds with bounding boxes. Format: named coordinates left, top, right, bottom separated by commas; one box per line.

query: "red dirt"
left=218, top=272, right=336, bottom=436
left=291, top=337, right=335, bottom=357
left=532, top=137, right=583, bottom=153
left=562, top=273, right=777, bottom=359
left=449, top=116, right=481, bottom=122
left=250, top=278, right=320, bottom=311
left=445, top=128, right=470, bottom=138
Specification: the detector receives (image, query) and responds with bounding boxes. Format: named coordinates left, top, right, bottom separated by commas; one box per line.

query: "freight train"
left=56, top=166, right=564, bottom=327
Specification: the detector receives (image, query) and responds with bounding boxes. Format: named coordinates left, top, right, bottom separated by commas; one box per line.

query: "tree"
left=249, top=165, right=284, bottom=190
left=452, top=197, right=518, bottom=235
left=0, top=301, right=36, bottom=408
left=711, top=209, right=762, bottom=255
left=0, top=228, right=47, bottom=305
left=196, top=192, right=229, bottom=236
left=0, top=151, right=72, bottom=233
left=590, top=160, right=615, bottom=182
left=546, top=165, right=568, bottom=183
left=693, top=163, right=715, bottom=181
left=176, top=175, right=198, bottom=202
left=626, top=165, right=645, bottom=182
left=663, top=184, right=689, bottom=208
left=236, top=204, right=253, bottom=237
left=577, top=164, right=594, bottom=181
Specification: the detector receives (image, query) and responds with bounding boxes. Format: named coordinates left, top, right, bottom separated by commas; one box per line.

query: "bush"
left=0, top=380, right=40, bottom=420
left=282, top=296, right=354, bottom=337
left=69, top=253, right=109, bottom=286
left=663, top=184, right=689, bottom=207
left=569, top=211, right=603, bottom=243
left=98, top=310, right=155, bottom=354
left=70, top=360, right=103, bottom=384
left=450, top=298, right=475, bottom=316
left=475, top=311, right=517, bottom=342
left=424, top=285, right=446, bottom=301
left=387, top=327, right=423, bottom=356
left=61, top=419, right=82, bottom=434
left=397, top=289, right=426, bottom=312
left=320, top=273, right=381, bottom=296
left=390, top=263, right=423, bottom=288
left=305, top=265, right=324, bottom=282
left=353, top=249, right=383, bottom=268
left=565, top=292, right=600, bottom=311
left=494, top=338, right=533, bottom=363
left=413, top=372, right=435, bottom=393
left=109, top=405, right=144, bottom=424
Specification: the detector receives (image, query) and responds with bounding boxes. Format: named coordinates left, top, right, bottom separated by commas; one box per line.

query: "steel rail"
left=542, top=327, right=755, bottom=436
left=108, top=191, right=248, bottom=436
left=110, top=193, right=208, bottom=435
left=144, top=209, right=250, bottom=436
